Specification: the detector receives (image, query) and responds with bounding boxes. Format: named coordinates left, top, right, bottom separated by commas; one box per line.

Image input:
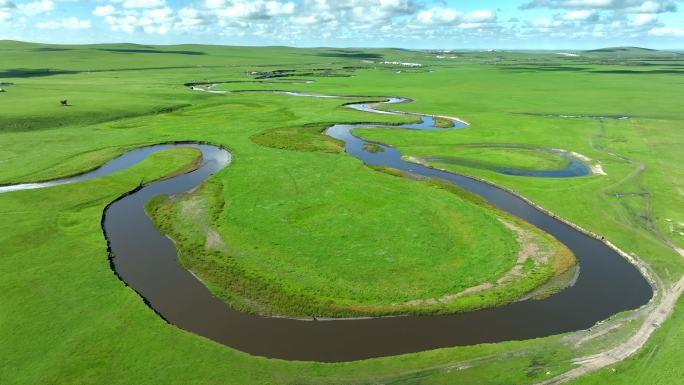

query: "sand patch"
left=591, top=163, right=607, bottom=176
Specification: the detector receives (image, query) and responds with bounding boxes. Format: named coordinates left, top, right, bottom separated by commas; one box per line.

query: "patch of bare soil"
left=205, top=228, right=227, bottom=251
left=180, top=197, right=228, bottom=252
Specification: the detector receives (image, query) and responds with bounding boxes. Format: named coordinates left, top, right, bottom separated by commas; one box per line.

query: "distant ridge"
left=583, top=46, right=682, bottom=59
left=586, top=46, right=658, bottom=53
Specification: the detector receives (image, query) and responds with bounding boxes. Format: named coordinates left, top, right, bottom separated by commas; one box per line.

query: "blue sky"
left=1, top=0, right=683, bottom=48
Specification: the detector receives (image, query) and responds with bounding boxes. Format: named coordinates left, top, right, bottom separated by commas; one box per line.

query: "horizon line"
left=2, top=39, right=683, bottom=52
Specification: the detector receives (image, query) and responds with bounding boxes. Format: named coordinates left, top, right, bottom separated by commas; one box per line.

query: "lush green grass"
left=250, top=122, right=344, bottom=153
left=1, top=42, right=683, bottom=384
left=407, top=144, right=572, bottom=171
left=148, top=171, right=574, bottom=316
left=1, top=43, right=575, bottom=318
left=355, top=68, right=684, bottom=282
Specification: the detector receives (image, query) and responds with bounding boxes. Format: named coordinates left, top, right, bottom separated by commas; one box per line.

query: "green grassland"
left=406, top=144, right=572, bottom=171
left=147, top=171, right=574, bottom=316
left=1, top=42, right=683, bottom=384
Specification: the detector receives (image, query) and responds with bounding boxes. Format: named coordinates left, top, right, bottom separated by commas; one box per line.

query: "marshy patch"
left=362, top=143, right=385, bottom=153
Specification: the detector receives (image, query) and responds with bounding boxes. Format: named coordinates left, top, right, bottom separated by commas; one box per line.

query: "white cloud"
left=212, top=0, right=295, bottom=19
left=19, top=0, right=54, bottom=16
left=0, top=0, right=14, bottom=23
left=84, top=0, right=499, bottom=43
left=515, top=0, right=684, bottom=41
left=0, top=0, right=15, bottom=9
left=634, top=0, right=677, bottom=13
left=529, top=17, right=562, bottom=27
left=93, top=5, right=116, bottom=17
left=561, top=10, right=599, bottom=20
left=122, top=0, right=165, bottom=10
left=36, top=16, right=91, bottom=29
left=519, top=0, right=677, bottom=14
left=145, top=6, right=173, bottom=19
left=519, top=0, right=677, bottom=13
left=76, top=0, right=683, bottom=46
left=416, top=7, right=496, bottom=26
left=467, top=10, right=497, bottom=23
left=100, top=3, right=177, bottom=35
left=416, top=7, right=462, bottom=25
left=648, top=26, right=684, bottom=36
left=0, top=10, right=11, bottom=22
left=290, top=0, right=416, bottom=28
left=632, top=13, right=657, bottom=25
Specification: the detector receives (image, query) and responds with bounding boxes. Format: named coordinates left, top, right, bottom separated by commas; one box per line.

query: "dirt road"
left=538, top=271, right=683, bottom=384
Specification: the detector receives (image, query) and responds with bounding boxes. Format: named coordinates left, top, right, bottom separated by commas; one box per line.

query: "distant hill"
left=0, top=41, right=441, bottom=82
left=0, top=40, right=430, bottom=71
left=586, top=47, right=658, bottom=53
left=583, top=46, right=682, bottom=59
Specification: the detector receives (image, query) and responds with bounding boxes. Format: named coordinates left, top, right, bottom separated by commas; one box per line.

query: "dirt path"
left=537, top=250, right=684, bottom=385
left=532, top=118, right=684, bottom=384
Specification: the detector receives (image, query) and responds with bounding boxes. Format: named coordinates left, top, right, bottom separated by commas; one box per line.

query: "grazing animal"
left=60, top=99, right=68, bottom=106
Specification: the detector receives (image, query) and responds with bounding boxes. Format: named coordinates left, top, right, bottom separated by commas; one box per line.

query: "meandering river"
left=0, top=91, right=652, bottom=362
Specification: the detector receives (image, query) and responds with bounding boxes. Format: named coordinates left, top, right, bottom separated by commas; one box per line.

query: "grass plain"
left=1, top=42, right=683, bottom=384
left=407, top=144, right=573, bottom=171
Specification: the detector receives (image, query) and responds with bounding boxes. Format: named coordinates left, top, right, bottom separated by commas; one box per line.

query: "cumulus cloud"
left=93, top=5, right=116, bottom=17
left=0, top=0, right=16, bottom=9
left=648, top=26, right=684, bottom=36
left=519, top=0, right=677, bottom=13
left=416, top=7, right=462, bottom=25
left=632, top=13, right=657, bottom=25
left=75, top=0, right=682, bottom=46
left=209, top=0, right=294, bottom=20
left=19, top=0, right=54, bottom=15
left=288, top=0, right=416, bottom=29
left=0, top=0, right=14, bottom=21
left=36, top=16, right=91, bottom=29
left=105, top=6, right=175, bottom=34
left=468, top=10, right=497, bottom=23
left=89, top=0, right=426, bottom=37
left=1, top=0, right=56, bottom=24
left=122, top=0, right=165, bottom=9
left=416, top=8, right=496, bottom=27
left=561, top=10, right=600, bottom=21
left=528, top=17, right=561, bottom=28
left=515, top=0, right=683, bottom=42
left=634, top=0, right=678, bottom=13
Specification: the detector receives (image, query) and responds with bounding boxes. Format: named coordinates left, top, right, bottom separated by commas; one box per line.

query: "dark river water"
left=1, top=94, right=653, bottom=362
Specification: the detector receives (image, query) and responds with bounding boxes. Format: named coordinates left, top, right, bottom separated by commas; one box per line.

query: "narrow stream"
left=1, top=92, right=653, bottom=362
